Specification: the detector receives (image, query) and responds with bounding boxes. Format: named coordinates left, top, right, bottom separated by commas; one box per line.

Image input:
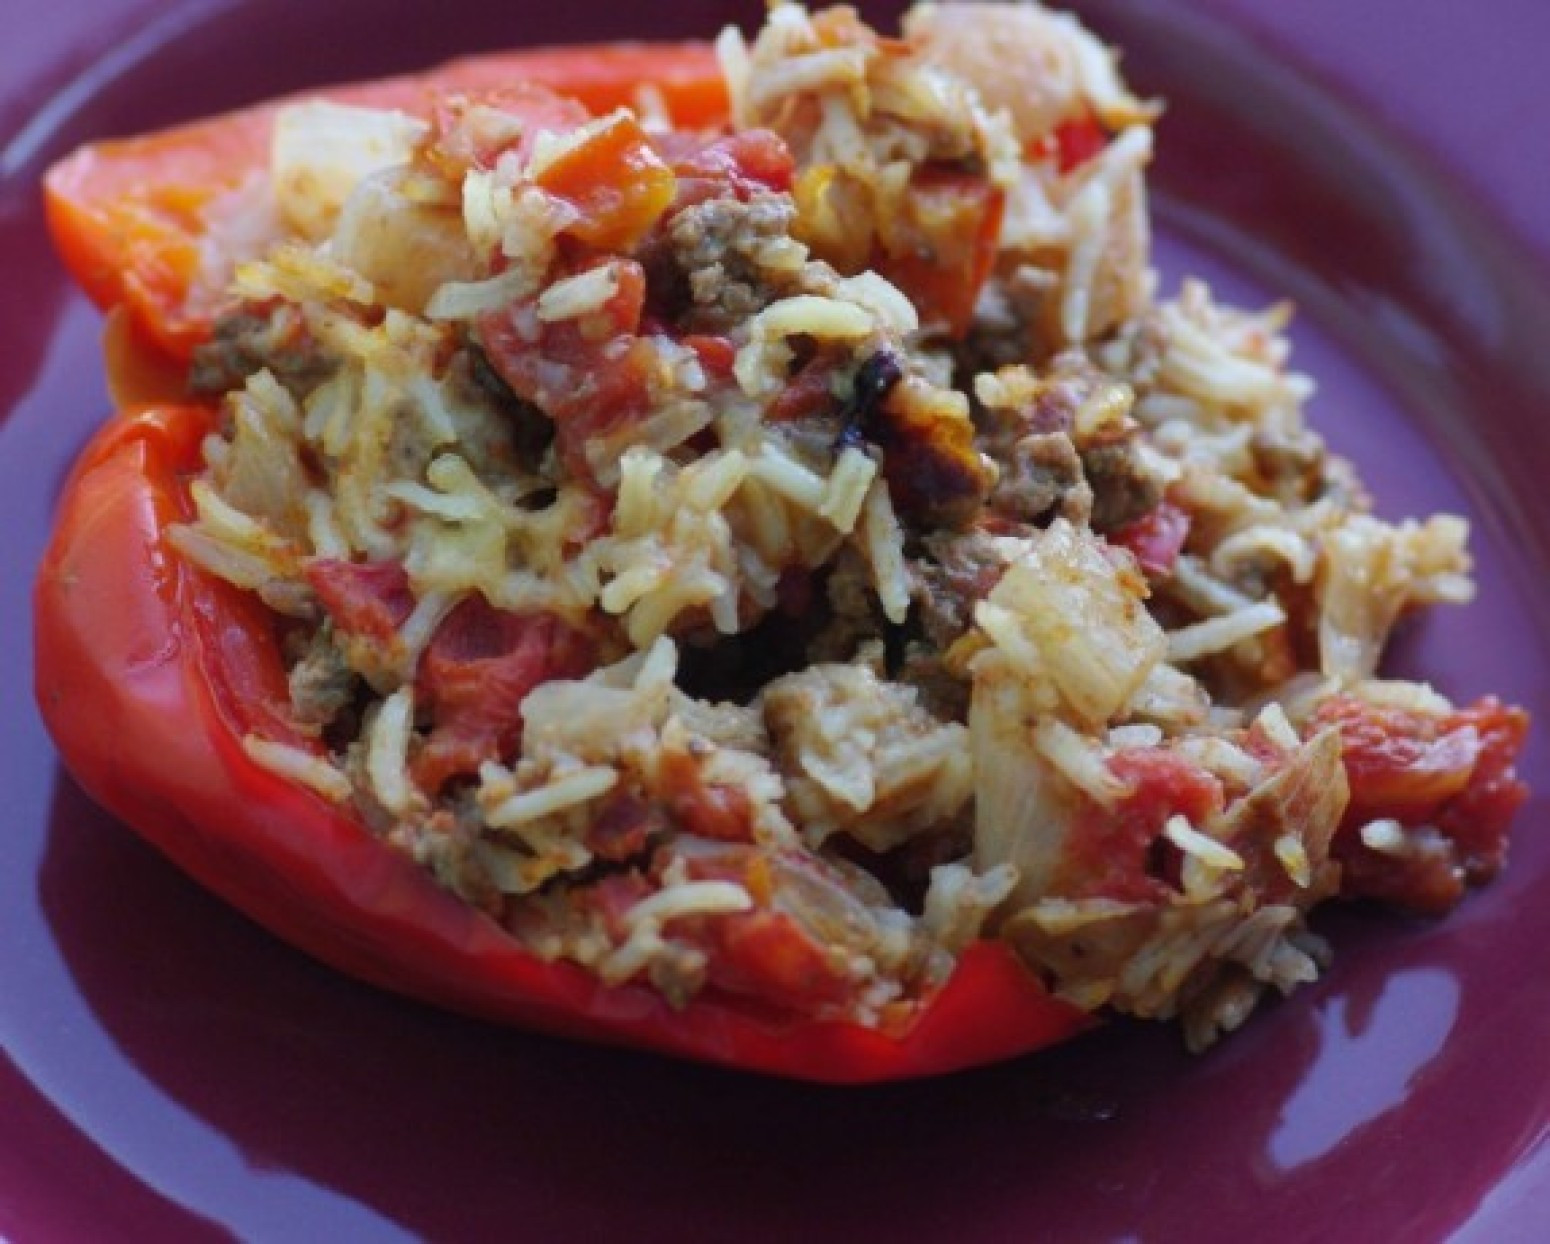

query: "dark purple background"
left=4, top=2, right=1550, bottom=1240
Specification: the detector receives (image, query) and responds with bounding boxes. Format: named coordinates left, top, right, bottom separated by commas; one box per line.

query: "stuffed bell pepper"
left=35, top=2, right=1528, bottom=1081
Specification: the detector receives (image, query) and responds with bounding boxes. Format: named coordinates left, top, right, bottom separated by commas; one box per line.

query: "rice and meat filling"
left=169, top=2, right=1528, bottom=1047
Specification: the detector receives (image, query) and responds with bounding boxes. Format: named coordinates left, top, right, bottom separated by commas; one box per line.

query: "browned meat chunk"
left=1250, top=425, right=1327, bottom=506
left=910, top=529, right=1016, bottom=649
left=664, top=192, right=797, bottom=330
left=288, top=624, right=358, bottom=729
left=190, top=305, right=333, bottom=396
left=991, top=431, right=1090, bottom=525
left=1083, top=437, right=1162, bottom=533
left=806, top=548, right=886, bottom=664
left=896, top=644, right=971, bottom=723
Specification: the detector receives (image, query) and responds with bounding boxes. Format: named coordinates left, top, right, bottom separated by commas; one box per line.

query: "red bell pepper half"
left=34, top=47, right=1092, bottom=1081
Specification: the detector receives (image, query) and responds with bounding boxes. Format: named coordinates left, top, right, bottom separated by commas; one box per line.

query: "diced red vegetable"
left=412, top=596, right=596, bottom=792
left=1316, top=695, right=1530, bottom=913
left=875, top=168, right=1004, bottom=338
left=1059, top=748, right=1225, bottom=903
left=1051, top=114, right=1109, bottom=174
left=1109, top=501, right=1191, bottom=579
left=306, top=558, right=415, bottom=642
left=534, top=111, right=678, bottom=252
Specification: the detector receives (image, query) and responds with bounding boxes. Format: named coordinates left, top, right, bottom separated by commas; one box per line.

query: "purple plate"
left=5, top=1, right=1550, bottom=1239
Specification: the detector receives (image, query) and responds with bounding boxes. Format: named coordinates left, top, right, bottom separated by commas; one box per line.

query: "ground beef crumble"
left=657, top=192, right=798, bottom=330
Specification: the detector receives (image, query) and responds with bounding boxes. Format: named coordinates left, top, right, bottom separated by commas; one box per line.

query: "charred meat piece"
left=867, top=375, right=995, bottom=530
left=835, top=350, right=903, bottom=452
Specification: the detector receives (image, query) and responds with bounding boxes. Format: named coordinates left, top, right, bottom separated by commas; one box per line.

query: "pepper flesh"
left=35, top=42, right=1093, bottom=1079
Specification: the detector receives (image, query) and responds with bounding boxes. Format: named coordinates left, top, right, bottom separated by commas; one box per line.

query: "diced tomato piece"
left=305, top=559, right=414, bottom=642
left=616, top=848, right=855, bottom=1010
left=677, top=784, right=755, bottom=844
left=534, top=112, right=676, bottom=252
left=1109, top=501, right=1190, bottom=578
left=589, top=843, right=857, bottom=1010
left=583, top=872, right=655, bottom=940
left=1435, top=699, right=1532, bottom=874
left=703, top=910, right=857, bottom=1011
left=645, top=845, right=858, bottom=1009
left=1316, top=695, right=1530, bottom=912
left=1334, top=833, right=1470, bottom=915
left=767, top=357, right=835, bottom=422
left=411, top=596, right=595, bottom=791
left=596, top=257, right=648, bottom=337
left=475, top=259, right=656, bottom=486
left=707, top=129, right=796, bottom=195
left=681, top=333, right=737, bottom=381
left=559, top=338, right=657, bottom=482
left=1320, top=697, right=1484, bottom=825
left=657, top=749, right=756, bottom=843
left=874, top=169, right=1003, bottom=338
left=584, top=792, right=664, bottom=863
left=1051, top=114, right=1110, bottom=174
left=657, top=129, right=795, bottom=206
left=1059, top=748, right=1225, bottom=902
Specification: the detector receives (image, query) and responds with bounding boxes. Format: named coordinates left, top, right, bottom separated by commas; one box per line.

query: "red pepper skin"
left=34, top=403, right=1091, bottom=1081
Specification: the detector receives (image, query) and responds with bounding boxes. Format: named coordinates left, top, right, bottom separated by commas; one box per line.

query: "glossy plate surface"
left=4, top=1, right=1550, bottom=1239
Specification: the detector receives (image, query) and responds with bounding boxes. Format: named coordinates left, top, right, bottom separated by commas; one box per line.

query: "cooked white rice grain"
left=1274, top=834, right=1313, bottom=888
left=860, top=478, right=911, bottom=624
left=1167, top=600, right=1285, bottom=664
left=750, top=443, right=828, bottom=509
left=752, top=294, right=876, bottom=342
left=366, top=688, right=417, bottom=816
left=425, top=264, right=543, bottom=320
left=818, top=446, right=878, bottom=533
left=623, top=881, right=755, bottom=930
left=242, top=735, right=353, bottom=802
left=536, top=263, right=622, bottom=322
left=485, top=766, right=620, bottom=830
left=1359, top=819, right=1410, bottom=855
left=1163, top=816, right=1244, bottom=871
left=1035, top=717, right=1131, bottom=806
left=1253, top=702, right=1302, bottom=751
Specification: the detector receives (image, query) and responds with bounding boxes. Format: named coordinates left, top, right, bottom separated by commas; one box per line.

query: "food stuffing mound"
left=35, top=3, right=1529, bottom=1081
